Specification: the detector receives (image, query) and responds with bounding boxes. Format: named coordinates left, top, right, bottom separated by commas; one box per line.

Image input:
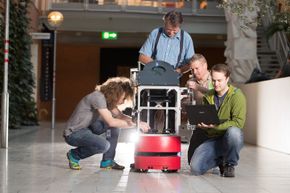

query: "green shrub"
left=0, top=1, right=38, bottom=129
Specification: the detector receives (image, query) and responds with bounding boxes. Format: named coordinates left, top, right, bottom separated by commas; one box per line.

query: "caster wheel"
left=139, top=169, right=148, bottom=173
left=162, top=169, right=178, bottom=173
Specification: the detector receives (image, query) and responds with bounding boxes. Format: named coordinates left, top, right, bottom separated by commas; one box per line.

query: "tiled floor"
left=1, top=122, right=290, bottom=193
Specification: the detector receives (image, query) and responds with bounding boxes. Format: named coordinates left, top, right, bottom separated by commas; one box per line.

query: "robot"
left=130, top=60, right=184, bottom=172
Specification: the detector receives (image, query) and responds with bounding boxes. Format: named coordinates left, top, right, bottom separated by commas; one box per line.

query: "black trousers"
left=187, top=128, right=209, bottom=164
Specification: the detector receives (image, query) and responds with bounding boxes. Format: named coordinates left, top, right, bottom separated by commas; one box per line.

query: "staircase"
left=256, top=26, right=281, bottom=79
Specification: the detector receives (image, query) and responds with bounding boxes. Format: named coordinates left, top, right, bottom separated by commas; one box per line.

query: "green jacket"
left=203, top=84, right=247, bottom=137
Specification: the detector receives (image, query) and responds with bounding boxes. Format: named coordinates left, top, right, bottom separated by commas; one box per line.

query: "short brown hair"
left=163, top=10, right=183, bottom=27
left=211, top=63, right=231, bottom=78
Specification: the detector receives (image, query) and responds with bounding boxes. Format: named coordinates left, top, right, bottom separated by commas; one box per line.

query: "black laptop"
left=185, top=104, right=224, bottom=125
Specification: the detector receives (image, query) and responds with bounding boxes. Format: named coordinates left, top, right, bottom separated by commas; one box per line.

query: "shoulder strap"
left=176, top=29, right=184, bottom=66
left=151, top=27, right=163, bottom=60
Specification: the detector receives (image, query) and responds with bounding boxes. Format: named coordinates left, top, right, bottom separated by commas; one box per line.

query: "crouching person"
left=187, top=63, right=246, bottom=177
left=63, top=77, right=150, bottom=170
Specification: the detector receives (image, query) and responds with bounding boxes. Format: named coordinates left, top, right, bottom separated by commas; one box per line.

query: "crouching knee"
left=91, top=141, right=110, bottom=154
left=190, top=162, right=206, bottom=176
left=226, top=127, right=244, bottom=146
left=100, top=141, right=110, bottom=153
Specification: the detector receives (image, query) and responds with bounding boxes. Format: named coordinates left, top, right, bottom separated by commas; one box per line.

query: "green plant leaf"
left=265, top=22, right=289, bottom=40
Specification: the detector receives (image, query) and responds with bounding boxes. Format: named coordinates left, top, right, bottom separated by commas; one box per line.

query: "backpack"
left=246, top=68, right=269, bottom=83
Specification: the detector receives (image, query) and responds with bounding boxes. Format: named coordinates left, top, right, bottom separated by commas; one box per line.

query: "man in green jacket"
left=188, top=63, right=246, bottom=177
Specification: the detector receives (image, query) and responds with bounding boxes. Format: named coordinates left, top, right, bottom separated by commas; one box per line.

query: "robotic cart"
left=131, top=61, right=182, bottom=172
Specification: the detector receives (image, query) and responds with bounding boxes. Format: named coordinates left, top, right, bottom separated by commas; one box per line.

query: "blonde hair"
left=95, top=77, right=134, bottom=110
left=189, top=53, right=207, bottom=66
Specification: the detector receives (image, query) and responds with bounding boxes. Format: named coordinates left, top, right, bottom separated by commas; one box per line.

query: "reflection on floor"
left=1, top=122, right=290, bottom=193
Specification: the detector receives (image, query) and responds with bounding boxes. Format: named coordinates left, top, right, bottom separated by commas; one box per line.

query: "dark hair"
left=163, top=10, right=183, bottom=27
left=211, top=63, right=231, bottom=78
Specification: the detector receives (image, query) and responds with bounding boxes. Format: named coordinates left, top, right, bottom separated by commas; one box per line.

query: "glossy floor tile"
left=1, top=122, right=290, bottom=193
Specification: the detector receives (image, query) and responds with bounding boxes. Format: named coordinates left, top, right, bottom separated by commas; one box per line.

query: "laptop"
left=185, top=104, right=224, bottom=125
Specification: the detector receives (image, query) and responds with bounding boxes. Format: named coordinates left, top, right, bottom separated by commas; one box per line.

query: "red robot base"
left=133, top=134, right=181, bottom=172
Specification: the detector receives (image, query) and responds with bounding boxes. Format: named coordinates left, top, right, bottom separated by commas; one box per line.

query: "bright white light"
left=129, top=132, right=140, bottom=143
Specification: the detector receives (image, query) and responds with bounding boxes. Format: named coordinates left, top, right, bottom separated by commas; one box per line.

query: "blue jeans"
left=190, top=127, right=244, bottom=175
left=64, top=119, right=120, bottom=161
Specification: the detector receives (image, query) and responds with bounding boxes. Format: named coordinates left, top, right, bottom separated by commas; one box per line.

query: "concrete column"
left=223, top=0, right=259, bottom=83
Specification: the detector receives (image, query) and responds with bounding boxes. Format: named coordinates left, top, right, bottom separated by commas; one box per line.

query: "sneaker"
left=66, top=150, right=81, bottom=170
left=223, top=164, right=235, bottom=177
left=100, top=160, right=125, bottom=170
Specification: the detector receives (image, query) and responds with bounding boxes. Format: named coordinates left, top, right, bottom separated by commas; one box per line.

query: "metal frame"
left=136, top=85, right=181, bottom=134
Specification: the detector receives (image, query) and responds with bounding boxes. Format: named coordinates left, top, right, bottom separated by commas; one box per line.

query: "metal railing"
left=263, top=8, right=289, bottom=67
left=36, top=0, right=224, bottom=16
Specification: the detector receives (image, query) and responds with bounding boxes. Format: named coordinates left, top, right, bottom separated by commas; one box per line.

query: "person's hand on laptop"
left=197, top=122, right=217, bottom=129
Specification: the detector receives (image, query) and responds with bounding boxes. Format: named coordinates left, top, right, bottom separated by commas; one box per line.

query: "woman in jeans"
left=63, top=77, right=150, bottom=170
